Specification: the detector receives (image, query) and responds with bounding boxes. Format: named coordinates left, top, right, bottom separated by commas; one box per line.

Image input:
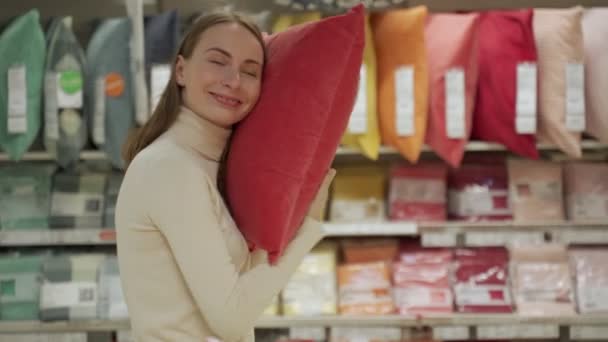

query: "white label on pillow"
left=44, top=72, right=60, bottom=140
left=150, top=64, right=171, bottom=114
left=348, top=64, right=368, bottom=134
left=93, top=77, right=106, bottom=145
left=445, top=68, right=466, bottom=138
left=395, top=65, right=415, bottom=137
left=566, top=62, right=585, bottom=132
left=7, top=64, right=28, bottom=134
left=516, top=62, right=537, bottom=134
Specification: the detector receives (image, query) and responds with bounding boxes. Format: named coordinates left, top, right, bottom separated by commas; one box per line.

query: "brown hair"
left=122, top=11, right=266, bottom=169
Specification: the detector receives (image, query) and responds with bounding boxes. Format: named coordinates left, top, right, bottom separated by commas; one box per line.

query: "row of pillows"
left=0, top=9, right=180, bottom=169
left=275, top=7, right=608, bottom=167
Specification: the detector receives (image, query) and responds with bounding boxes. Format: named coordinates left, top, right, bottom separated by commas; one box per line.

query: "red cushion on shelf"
left=472, top=10, right=539, bottom=159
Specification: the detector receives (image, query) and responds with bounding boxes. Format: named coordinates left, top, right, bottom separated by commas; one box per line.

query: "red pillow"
left=472, top=10, right=539, bottom=159
left=226, top=5, right=365, bottom=263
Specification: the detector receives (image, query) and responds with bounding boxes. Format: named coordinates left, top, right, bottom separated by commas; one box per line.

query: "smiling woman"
left=115, top=10, right=335, bottom=342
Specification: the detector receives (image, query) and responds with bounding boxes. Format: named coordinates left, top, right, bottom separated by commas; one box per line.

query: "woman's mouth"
left=210, top=92, right=242, bottom=108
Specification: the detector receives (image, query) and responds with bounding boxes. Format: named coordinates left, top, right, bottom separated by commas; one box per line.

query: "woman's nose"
left=221, top=67, right=240, bottom=89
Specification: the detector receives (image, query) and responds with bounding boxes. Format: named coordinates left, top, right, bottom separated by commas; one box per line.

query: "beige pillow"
left=534, top=7, right=584, bottom=158
left=583, top=8, right=608, bottom=143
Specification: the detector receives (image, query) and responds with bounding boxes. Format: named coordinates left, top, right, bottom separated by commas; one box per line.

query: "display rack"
left=1, top=314, right=608, bottom=340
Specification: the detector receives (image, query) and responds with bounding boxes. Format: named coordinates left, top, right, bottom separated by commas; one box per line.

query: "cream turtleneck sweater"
left=115, top=107, right=324, bottom=342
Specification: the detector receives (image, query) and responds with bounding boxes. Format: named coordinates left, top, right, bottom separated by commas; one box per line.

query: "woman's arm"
left=147, top=160, right=324, bottom=342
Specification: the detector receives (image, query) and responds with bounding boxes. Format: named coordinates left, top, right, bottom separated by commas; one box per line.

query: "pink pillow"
left=424, top=13, right=479, bottom=167
left=226, top=5, right=365, bottom=263
left=534, top=7, right=585, bottom=158
left=583, top=8, right=608, bottom=143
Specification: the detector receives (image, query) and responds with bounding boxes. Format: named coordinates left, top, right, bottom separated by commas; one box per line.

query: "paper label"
left=465, top=231, right=544, bottom=246
left=41, top=281, right=97, bottom=309
left=150, top=64, right=171, bottom=114
left=577, top=286, right=608, bottom=313
left=7, top=65, right=27, bottom=134
left=422, top=232, right=457, bottom=247
left=330, top=199, right=385, bottom=222
left=454, top=284, right=511, bottom=306
left=57, top=70, right=83, bottom=109
left=516, top=62, right=537, bottom=134
left=289, top=327, right=326, bottom=340
left=570, top=193, right=608, bottom=219
left=570, top=326, right=608, bottom=339
left=395, top=65, right=415, bottom=136
left=390, top=178, right=445, bottom=204
left=433, top=326, right=469, bottom=341
left=105, top=72, right=125, bottom=97
left=477, top=324, right=559, bottom=339
left=44, top=72, right=60, bottom=140
left=566, top=62, right=585, bottom=132
left=51, top=193, right=104, bottom=216
left=394, top=286, right=453, bottom=308
left=93, top=77, right=106, bottom=145
left=348, top=64, right=368, bottom=134
left=445, top=68, right=466, bottom=138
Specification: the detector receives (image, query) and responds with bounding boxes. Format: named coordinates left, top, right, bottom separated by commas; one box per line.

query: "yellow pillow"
left=341, top=15, right=381, bottom=160
left=373, top=6, right=429, bottom=163
left=272, top=12, right=322, bottom=33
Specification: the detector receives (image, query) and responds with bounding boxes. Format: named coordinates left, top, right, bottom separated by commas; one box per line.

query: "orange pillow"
left=372, top=6, right=429, bottom=163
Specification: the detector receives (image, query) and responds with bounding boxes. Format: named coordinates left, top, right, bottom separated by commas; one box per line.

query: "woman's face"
left=176, top=22, right=264, bottom=127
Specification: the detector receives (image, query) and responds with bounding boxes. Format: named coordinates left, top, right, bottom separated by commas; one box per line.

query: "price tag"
left=422, top=231, right=457, bottom=247
left=7, top=65, right=27, bottom=134
left=395, top=65, right=415, bottom=136
left=570, top=326, right=608, bottom=340
left=477, top=324, right=559, bottom=339
left=516, top=62, right=537, bottom=134
left=44, top=72, right=60, bottom=140
left=445, top=68, right=466, bottom=138
left=348, top=64, right=368, bottom=134
left=433, top=326, right=469, bottom=340
left=93, top=77, right=106, bottom=145
left=566, top=62, right=585, bottom=132
left=290, top=327, right=326, bottom=340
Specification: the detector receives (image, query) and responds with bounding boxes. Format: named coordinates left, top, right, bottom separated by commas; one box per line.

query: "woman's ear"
left=175, top=55, right=186, bottom=86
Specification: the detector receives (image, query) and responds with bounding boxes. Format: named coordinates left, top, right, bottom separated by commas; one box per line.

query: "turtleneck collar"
left=167, top=106, right=232, bottom=162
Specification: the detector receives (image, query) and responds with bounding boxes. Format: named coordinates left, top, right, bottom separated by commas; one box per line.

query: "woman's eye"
left=242, top=70, right=258, bottom=78
left=210, top=60, right=225, bottom=65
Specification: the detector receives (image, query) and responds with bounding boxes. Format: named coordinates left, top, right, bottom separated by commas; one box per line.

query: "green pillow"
left=44, top=16, right=87, bottom=168
left=0, top=10, right=46, bottom=161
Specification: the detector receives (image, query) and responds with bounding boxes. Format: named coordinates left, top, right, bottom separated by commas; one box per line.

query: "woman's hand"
left=307, top=168, right=337, bottom=221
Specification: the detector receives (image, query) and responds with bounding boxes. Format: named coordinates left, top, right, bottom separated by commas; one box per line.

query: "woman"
left=116, top=11, right=335, bottom=342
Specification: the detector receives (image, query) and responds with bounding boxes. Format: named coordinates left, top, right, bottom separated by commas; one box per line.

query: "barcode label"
left=566, top=62, right=585, bottom=132
left=395, top=65, right=415, bottom=136
left=348, top=64, right=368, bottom=134
left=516, top=62, right=537, bottom=134
left=7, top=64, right=28, bottom=134
left=445, top=68, right=466, bottom=138
left=41, top=281, right=97, bottom=309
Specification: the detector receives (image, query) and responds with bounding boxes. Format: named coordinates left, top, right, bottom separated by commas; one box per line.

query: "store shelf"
left=323, top=222, right=418, bottom=236
left=2, top=221, right=607, bottom=247
left=1, top=140, right=607, bottom=162
left=1, top=314, right=607, bottom=333
left=0, top=151, right=107, bottom=162
left=335, top=140, right=608, bottom=156
left=0, top=229, right=116, bottom=246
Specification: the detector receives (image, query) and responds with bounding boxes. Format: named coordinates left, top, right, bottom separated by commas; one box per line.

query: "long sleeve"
left=145, top=159, right=324, bottom=342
